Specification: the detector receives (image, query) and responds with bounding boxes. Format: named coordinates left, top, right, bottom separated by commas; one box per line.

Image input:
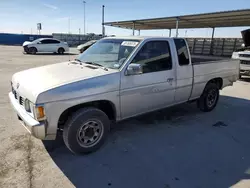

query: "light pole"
left=102, top=5, right=105, bottom=36
left=83, top=1, right=86, bottom=35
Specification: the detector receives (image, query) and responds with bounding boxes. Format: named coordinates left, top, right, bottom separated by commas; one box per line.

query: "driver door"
left=36, top=39, right=48, bottom=52
left=120, top=39, right=176, bottom=119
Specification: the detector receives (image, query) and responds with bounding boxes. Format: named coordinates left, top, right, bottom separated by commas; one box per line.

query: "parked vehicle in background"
left=232, top=29, right=250, bottom=78
left=22, top=38, right=69, bottom=55
left=77, top=40, right=97, bottom=53
left=10, top=36, right=239, bottom=154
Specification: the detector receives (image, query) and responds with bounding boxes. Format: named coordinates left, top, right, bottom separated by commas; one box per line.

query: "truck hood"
left=11, top=61, right=118, bottom=103
left=241, top=29, right=250, bottom=47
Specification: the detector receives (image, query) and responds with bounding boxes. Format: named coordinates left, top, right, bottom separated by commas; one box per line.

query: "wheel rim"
left=76, top=119, right=104, bottom=148
left=30, top=48, right=36, bottom=54
left=206, top=89, right=218, bottom=108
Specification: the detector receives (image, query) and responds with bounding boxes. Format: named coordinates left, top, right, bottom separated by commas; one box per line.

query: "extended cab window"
left=174, top=38, right=190, bottom=66
left=131, top=41, right=172, bottom=73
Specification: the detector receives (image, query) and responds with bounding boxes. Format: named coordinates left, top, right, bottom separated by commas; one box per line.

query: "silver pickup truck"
left=9, top=37, right=239, bottom=154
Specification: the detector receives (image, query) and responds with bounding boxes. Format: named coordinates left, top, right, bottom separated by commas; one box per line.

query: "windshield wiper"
left=74, top=58, right=82, bottom=62
left=70, top=58, right=83, bottom=65
left=84, top=62, right=109, bottom=71
left=84, top=61, right=103, bottom=67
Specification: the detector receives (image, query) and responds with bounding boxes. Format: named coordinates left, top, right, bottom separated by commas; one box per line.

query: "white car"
left=22, top=38, right=69, bottom=54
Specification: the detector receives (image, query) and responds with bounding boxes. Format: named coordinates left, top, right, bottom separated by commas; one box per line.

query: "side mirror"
left=125, top=63, right=143, bottom=76
left=37, top=41, right=41, bottom=44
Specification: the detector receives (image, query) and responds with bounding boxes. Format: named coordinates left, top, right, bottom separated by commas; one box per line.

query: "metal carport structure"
left=104, top=9, right=250, bottom=54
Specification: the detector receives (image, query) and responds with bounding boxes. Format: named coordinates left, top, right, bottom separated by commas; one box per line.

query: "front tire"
left=29, top=47, right=37, bottom=55
left=58, top=48, right=65, bottom=54
left=197, top=83, right=219, bottom=112
left=63, top=107, right=110, bottom=154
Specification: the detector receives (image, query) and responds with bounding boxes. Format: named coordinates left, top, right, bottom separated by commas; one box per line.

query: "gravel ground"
left=0, top=45, right=250, bottom=188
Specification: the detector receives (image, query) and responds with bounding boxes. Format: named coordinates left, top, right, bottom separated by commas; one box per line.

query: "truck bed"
left=191, top=55, right=231, bottom=64
left=189, top=55, right=239, bottom=100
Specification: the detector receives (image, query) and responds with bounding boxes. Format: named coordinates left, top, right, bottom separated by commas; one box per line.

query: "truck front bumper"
left=240, top=63, right=250, bottom=76
left=9, top=92, right=46, bottom=139
left=240, top=70, right=250, bottom=76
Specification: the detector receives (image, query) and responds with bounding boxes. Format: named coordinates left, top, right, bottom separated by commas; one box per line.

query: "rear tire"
left=63, top=107, right=110, bottom=154
left=197, top=83, right=219, bottom=112
left=58, top=48, right=65, bottom=54
left=29, top=47, right=37, bottom=55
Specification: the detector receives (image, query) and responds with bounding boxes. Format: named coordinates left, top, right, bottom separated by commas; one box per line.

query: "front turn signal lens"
left=34, top=105, right=46, bottom=121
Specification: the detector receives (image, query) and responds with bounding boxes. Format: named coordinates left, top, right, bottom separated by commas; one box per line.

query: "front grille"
left=19, top=96, right=24, bottom=106
left=240, top=60, right=250, bottom=65
left=13, top=89, right=18, bottom=99
left=12, top=87, right=25, bottom=106
left=239, top=54, right=250, bottom=58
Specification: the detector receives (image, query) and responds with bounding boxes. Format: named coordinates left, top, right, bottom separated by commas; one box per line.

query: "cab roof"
left=102, top=36, right=177, bottom=41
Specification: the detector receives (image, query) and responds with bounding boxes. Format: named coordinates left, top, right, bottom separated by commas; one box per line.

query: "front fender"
left=44, top=91, right=120, bottom=139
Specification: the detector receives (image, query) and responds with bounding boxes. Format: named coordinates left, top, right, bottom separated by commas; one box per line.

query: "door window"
left=49, top=39, right=60, bottom=44
left=40, top=39, right=50, bottom=44
left=131, top=41, right=172, bottom=73
left=174, top=38, right=190, bottom=66
left=40, top=39, right=60, bottom=44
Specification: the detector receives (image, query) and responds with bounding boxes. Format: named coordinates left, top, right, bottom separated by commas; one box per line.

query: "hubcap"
left=207, top=89, right=217, bottom=108
left=76, top=119, right=103, bottom=148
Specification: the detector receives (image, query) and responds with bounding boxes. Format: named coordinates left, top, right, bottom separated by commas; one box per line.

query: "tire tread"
left=197, top=83, right=219, bottom=112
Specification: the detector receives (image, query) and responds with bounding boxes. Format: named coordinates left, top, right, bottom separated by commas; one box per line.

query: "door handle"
left=167, top=78, right=174, bottom=82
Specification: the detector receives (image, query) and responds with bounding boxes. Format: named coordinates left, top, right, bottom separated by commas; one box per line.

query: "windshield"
left=76, top=39, right=141, bottom=69
left=32, top=39, right=41, bottom=43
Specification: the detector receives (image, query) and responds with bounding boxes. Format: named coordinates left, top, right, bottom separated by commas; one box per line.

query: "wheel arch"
left=29, top=46, right=37, bottom=50
left=58, top=100, right=117, bottom=130
left=205, top=77, right=223, bottom=90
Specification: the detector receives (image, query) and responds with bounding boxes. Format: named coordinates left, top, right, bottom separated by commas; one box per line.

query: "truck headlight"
left=24, top=99, right=31, bottom=112
left=33, top=105, right=46, bottom=121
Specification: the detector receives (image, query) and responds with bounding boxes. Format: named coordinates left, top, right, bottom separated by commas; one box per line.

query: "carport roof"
left=104, top=9, right=250, bottom=30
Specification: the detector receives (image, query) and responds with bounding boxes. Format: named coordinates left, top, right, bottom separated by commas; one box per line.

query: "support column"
left=192, top=38, right=196, bottom=54
left=175, top=17, right=179, bottom=37
left=169, top=29, right=171, bottom=37
left=233, top=38, right=237, bottom=52
left=201, top=39, right=205, bottom=54
left=138, top=30, right=140, bottom=36
left=132, top=22, right=135, bottom=36
left=210, top=27, right=215, bottom=55
left=221, top=38, right=225, bottom=56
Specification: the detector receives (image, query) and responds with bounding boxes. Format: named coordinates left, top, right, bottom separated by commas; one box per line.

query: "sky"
left=0, top=0, right=249, bottom=37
